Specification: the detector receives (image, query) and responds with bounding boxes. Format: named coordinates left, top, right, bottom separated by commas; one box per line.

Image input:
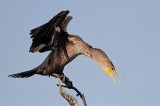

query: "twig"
left=81, top=94, right=87, bottom=106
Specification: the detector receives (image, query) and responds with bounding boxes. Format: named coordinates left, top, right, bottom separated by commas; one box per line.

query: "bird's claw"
left=54, top=73, right=83, bottom=98
left=61, top=74, right=73, bottom=88
left=53, top=73, right=72, bottom=88
left=56, top=83, right=82, bottom=98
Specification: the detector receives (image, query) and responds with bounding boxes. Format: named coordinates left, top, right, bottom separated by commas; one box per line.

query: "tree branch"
left=58, top=79, right=79, bottom=106
left=54, top=74, right=88, bottom=106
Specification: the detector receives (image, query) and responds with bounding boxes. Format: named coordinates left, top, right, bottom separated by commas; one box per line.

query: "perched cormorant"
left=9, top=10, right=121, bottom=88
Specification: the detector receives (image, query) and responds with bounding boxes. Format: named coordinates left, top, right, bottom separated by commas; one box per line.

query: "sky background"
left=0, top=0, right=160, bottom=106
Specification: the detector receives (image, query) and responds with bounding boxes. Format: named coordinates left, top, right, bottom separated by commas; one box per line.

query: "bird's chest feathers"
left=46, top=51, right=64, bottom=73
left=65, top=40, right=81, bottom=62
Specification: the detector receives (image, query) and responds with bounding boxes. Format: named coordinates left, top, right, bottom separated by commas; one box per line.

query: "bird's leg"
left=60, top=75, right=83, bottom=98
left=52, top=73, right=72, bottom=87
left=60, top=73, right=73, bottom=88
left=53, top=73, right=83, bottom=98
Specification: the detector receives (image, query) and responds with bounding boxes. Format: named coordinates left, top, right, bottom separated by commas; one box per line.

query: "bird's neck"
left=85, top=48, right=100, bottom=64
left=84, top=47, right=109, bottom=70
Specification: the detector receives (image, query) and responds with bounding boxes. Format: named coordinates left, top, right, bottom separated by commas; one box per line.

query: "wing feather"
left=29, top=10, right=70, bottom=53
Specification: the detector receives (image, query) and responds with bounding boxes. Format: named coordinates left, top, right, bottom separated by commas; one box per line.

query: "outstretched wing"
left=29, top=10, right=70, bottom=53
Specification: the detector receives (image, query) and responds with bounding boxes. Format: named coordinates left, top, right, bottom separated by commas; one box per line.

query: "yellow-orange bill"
left=116, top=73, right=123, bottom=80
left=112, top=70, right=123, bottom=80
left=104, top=68, right=116, bottom=83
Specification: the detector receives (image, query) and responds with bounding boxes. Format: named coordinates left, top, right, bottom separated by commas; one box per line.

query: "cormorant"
left=9, top=10, right=121, bottom=91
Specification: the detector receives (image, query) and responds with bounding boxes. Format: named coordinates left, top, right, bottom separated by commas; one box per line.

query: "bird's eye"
left=111, top=67, right=115, bottom=70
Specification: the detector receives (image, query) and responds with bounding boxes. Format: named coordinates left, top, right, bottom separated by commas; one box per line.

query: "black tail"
left=8, top=69, right=37, bottom=78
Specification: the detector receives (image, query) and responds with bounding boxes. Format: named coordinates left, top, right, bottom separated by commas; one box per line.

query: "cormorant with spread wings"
left=9, top=10, right=121, bottom=90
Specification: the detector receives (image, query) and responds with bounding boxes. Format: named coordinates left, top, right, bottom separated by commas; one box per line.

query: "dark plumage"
left=9, top=70, right=36, bottom=78
left=9, top=10, right=121, bottom=83
left=29, top=10, right=70, bottom=60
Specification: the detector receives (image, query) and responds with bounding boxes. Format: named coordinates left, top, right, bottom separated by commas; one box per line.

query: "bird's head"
left=88, top=48, right=122, bottom=83
left=102, top=61, right=122, bottom=83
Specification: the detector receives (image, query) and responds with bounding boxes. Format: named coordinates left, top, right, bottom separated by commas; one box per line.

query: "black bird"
left=9, top=10, right=121, bottom=86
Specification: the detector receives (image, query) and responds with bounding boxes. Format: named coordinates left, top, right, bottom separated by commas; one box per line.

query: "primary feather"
left=29, top=10, right=70, bottom=53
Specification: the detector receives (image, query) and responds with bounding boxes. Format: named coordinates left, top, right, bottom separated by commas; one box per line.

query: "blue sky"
left=0, top=0, right=160, bottom=106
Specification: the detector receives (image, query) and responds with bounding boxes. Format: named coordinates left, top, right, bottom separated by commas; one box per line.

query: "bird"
left=8, top=10, right=122, bottom=86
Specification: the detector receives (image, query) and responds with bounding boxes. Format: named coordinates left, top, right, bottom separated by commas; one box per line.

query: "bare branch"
left=81, top=94, right=87, bottom=106
left=55, top=74, right=88, bottom=106
left=58, top=79, right=79, bottom=106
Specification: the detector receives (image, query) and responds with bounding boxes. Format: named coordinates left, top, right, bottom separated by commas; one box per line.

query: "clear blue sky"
left=0, top=0, right=160, bottom=106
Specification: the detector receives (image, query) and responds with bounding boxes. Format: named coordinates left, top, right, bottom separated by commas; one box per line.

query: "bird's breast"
left=62, top=42, right=80, bottom=66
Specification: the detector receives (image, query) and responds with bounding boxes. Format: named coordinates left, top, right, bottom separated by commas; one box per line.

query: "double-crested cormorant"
left=9, top=10, right=121, bottom=87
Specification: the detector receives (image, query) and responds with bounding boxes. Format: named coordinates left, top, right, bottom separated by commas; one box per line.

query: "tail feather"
left=8, top=70, right=36, bottom=78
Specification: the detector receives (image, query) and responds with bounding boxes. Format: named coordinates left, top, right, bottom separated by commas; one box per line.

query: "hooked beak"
left=104, top=68, right=122, bottom=83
